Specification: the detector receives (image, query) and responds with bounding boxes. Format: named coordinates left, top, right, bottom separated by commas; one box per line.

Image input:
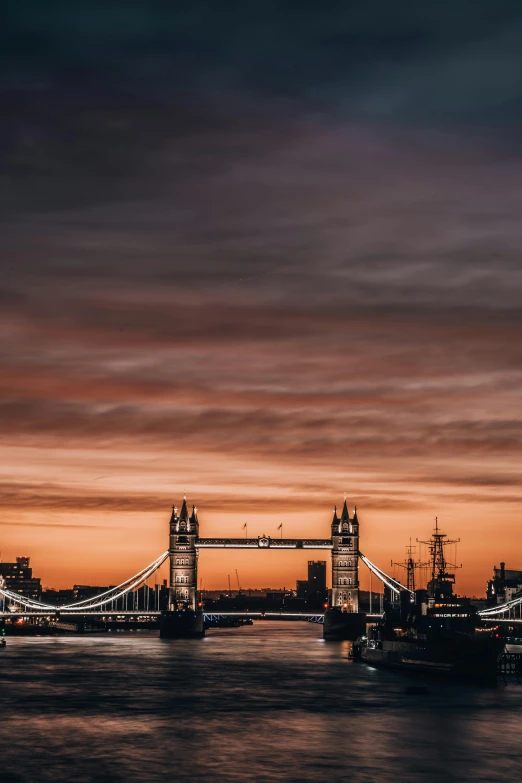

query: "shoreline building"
left=487, top=562, right=522, bottom=605
left=307, top=561, right=327, bottom=609
left=0, top=557, right=42, bottom=602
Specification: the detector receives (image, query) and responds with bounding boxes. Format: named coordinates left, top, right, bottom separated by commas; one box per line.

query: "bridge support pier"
left=323, top=608, right=366, bottom=640
left=160, top=608, right=205, bottom=639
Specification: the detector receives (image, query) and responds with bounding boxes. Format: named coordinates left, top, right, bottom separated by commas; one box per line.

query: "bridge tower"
left=168, top=496, right=199, bottom=611
left=330, top=499, right=359, bottom=612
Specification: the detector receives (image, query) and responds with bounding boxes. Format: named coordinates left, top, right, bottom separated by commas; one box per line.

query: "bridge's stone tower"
left=169, top=496, right=199, bottom=611
left=330, top=499, right=359, bottom=612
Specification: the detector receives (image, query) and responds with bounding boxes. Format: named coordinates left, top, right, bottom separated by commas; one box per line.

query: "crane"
left=235, top=569, right=241, bottom=593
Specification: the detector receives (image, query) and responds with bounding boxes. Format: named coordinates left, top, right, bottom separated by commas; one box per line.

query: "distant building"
left=73, top=584, right=110, bottom=602
left=307, top=560, right=327, bottom=609
left=0, top=557, right=42, bottom=601
left=41, top=588, right=76, bottom=606
left=296, top=580, right=308, bottom=601
left=487, top=562, right=522, bottom=605
left=265, top=589, right=293, bottom=608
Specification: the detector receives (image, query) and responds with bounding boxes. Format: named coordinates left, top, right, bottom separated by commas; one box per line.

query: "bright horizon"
left=0, top=492, right=511, bottom=597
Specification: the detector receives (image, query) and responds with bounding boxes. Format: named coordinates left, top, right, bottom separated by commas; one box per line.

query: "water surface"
left=1, top=623, right=520, bottom=783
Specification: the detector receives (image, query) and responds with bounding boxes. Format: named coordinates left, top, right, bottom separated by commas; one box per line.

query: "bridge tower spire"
left=168, top=496, right=199, bottom=611
left=330, top=498, right=359, bottom=612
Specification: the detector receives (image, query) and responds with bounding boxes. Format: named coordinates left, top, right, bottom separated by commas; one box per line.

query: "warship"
left=358, top=520, right=503, bottom=684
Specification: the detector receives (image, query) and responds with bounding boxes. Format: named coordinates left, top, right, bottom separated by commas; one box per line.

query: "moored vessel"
left=358, top=520, right=504, bottom=684
left=360, top=627, right=502, bottom=683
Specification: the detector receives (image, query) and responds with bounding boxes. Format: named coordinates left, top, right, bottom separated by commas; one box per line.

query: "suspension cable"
left=359, top=552, right=413, bottom=596
left=478, top=593, right=522, bottom=616
left=0, top=588, right=57, bottom=611
left=63, top=552, right=169, bottom=612
left=0, top=551, right=169, bottom=614
left=60, top=551, right=168, bottom=609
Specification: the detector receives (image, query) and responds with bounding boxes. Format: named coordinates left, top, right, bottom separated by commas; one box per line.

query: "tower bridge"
left=167, top=496, right=361, bottom=616
left=0, top=495, right=414, bottom=635
left=4, top=494, right=517, bottom=638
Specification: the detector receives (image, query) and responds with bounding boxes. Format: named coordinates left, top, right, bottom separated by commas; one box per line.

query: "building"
left=72, top=585, right=110, bottom=602
left=0, top=557, right=42, bottom=601
left=41, top=588, right=76, bottom=606
left=487, top=562, right=522, bottom=605
left=296, top=580, right=308, bottom=601
left=307, top=561, right=327, bottom=609
left=265, top=589, right=293, bottom=608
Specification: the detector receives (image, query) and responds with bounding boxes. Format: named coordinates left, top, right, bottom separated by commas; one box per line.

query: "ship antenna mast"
left=418, top=517, right=461, bottom=599
left=392, top=538, right=427, bottom=595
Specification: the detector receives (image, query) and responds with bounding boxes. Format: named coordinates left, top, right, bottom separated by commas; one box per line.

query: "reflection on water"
left=1, top=623, right=521, bottom=783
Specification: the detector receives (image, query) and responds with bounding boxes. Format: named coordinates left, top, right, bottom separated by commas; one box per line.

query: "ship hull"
left=361, top=637, right=502, bottom=684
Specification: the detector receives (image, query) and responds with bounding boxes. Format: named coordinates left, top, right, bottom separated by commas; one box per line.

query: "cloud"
left=5, top=2, right=522, bottom=124
left=0, top=479, right=426, bottom=516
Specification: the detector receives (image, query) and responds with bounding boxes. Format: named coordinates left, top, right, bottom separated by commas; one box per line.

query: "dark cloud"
left=4, top=2, right=522, bottom=218
left=5, top=2, right=522, bottom=121
left=0, top=480, right=427, bottom=516
left=1, top=397, right=521, bottom=464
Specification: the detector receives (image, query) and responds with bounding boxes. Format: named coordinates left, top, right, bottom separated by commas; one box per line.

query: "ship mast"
left=419, top=518, right=461, bottom=599
left=392, top=539, right=426, bottom=595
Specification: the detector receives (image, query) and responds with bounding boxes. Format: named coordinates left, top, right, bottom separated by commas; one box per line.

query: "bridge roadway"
left=196, top=538, right=333, bottom=549
left=0, top=610, right=385, bottom=621
left=2, top=610, right=509, bottom=624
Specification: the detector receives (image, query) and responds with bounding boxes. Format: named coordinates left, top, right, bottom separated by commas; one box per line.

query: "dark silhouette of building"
left=0, top=557, right=42, bottom=601
left=73, top=584, right=110, bottom=602
left=41, top=588, right=76, bottom=606
left=307, top=560, right=327, bottom=609
left=487, top=562, right=522, bottom=605
left=296, top=580, right=308, bottom=601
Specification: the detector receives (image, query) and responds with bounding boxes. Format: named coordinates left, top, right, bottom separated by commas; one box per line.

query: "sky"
left=2, top=2, right=522, bottom=594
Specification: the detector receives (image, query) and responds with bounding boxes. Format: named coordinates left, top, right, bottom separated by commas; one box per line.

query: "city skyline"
left=0, top=494, right=508, bottom=596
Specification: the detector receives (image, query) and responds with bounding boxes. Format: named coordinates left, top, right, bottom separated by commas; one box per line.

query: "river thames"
left=1, top=623, right=520, bottom=783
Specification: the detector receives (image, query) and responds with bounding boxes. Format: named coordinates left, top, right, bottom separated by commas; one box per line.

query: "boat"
left=358, top=520, right=504, bottom=684
left=359, top=627, right=502, bottom=683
